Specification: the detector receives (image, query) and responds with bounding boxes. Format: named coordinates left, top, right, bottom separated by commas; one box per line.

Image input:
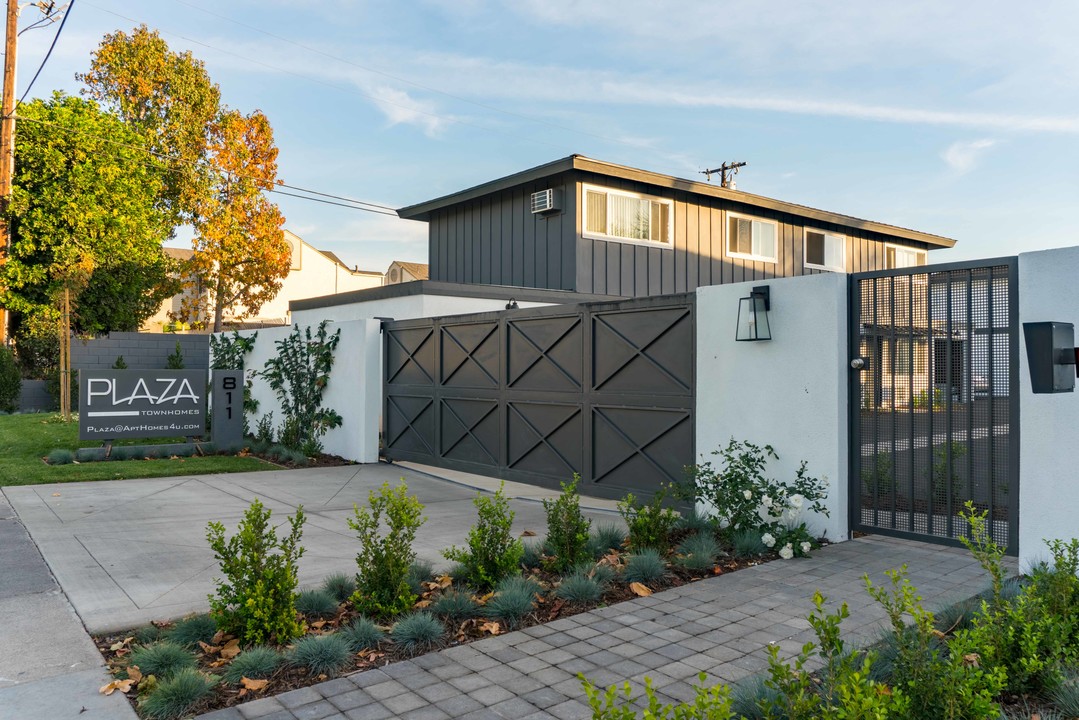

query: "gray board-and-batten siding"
left=425, top=170, right=934, bottom=298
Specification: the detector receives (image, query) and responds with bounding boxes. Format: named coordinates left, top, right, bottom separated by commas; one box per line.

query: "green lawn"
left=0, top=413, right=276, bottom=487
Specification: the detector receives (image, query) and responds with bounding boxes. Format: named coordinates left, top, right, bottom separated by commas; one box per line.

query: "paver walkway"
left=202, top=535, right=1010, bottom=720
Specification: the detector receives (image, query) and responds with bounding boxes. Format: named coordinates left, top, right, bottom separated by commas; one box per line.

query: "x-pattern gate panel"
left=849, top=258, right=1019, bottom=554
left=383, top=295, right=695, bottom=499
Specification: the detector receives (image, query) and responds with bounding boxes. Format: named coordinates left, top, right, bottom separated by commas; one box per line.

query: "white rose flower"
left=761, top=532, right=776, bottom=548
left=762, top=495, right=773, bottom=508
left=788, top=494, right=804, bottom=509
left=743, top=489, right=753, bottom=500
left=779, top=543, right=794, bottom=560
left=801, top=541, right=812, bottom=554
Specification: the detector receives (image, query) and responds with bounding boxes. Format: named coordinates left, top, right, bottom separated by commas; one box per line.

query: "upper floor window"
left=886, top=244, right=927, bottom=269
left=727, top=212, right=777, bottom=263
left=804, top=228, right=845, bottom=272
left=583, top=184, right=673, bottom=247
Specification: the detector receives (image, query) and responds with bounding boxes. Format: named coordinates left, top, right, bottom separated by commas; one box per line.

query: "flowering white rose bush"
left=678, top=439, right=829, bottom=558
left=779, top=543, right=795, bottom=560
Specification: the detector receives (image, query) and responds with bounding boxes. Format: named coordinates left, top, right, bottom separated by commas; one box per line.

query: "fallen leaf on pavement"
left=99, top=679, right=134, bottom=695
left=520, top=530, right=536, bottom=536
left=629, top=582, right=652, bottom=597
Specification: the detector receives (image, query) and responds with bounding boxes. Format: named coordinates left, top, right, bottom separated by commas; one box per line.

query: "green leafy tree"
left=79, top=24, right=220, bottom=225
left=0, top=93, right=176, bottom=333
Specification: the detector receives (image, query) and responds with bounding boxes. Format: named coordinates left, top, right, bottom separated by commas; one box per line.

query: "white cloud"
left=359, top=83, right=448, bottom=137
left=941, top=139, right=998, bottom=174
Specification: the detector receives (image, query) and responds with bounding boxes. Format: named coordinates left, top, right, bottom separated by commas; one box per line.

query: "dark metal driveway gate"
left=382, top=295, right=695, bottom=500
left=849, top=258, right=1019, bottom=554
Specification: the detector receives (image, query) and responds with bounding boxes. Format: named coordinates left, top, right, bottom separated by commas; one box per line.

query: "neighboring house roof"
left=397, top=154, right=957, bottom=249
left=163, top=247, right=194, bottom=261
left=391, top=261, right=429, bottom=280
left=316, top=248, right=385, bottom=277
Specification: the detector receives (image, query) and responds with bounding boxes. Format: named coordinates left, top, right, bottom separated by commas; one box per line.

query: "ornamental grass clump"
left=556, top=573, right=603, bottom=604
left=431, top=589, right=480, bottom=622
left=341, top=616, right=384, bottom=652
left=140, top=668, right=216, bottom=720
left=288, top=633, right=353, bottom=677
left=573, top=560, right=615, bottom=587
left=443, top=483, right=523, bottom=590
left=407, top=559, right=435, bottom=596
left=542, top=476, right=592, bottom=572
left=129, top=641, right=197, bottom=680
left=391, top=611, right=444, bottom=655
left=166, top=614, right=217, bottom=649
left=349, top=481, right=426, bottom=619
left=485, top=576, right=538, bottom=629
left=206, top=499, right=306, bottom=645
left=587, top=523, right=626, bottom=559
left=731, top=527, right=766, bottom=558
left=623, top=549, right=667, bottom=585
left=321, top=572, right=356, bottom=604
left=676, top=533, right=721, bottom=572
left=223, top=646, right=281, bottom=685
left=521, top=539, right=544, bottom=569
left=75, top=447, right=99, bottom=462
left=676, top=507, right=716, bottom=536
left=295, top=588, right=338, bottom=619
left=46, top=448, right=74, bottom=465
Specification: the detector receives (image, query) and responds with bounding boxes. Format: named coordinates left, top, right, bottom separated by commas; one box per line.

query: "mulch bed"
left=94, top=544, right=788, bottom=716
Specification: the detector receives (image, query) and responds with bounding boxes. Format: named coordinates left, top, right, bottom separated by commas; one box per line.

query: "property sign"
left=79, top=370, right=206, bottom=440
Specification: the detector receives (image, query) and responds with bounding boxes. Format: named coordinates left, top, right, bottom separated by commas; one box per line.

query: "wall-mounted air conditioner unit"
left=530, top=189, right=561, bottom=214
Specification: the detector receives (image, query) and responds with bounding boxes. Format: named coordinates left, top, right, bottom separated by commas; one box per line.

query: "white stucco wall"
left=1017, top=246, right=1079, bottom=570
left=696, top=273, right=849, bottom=543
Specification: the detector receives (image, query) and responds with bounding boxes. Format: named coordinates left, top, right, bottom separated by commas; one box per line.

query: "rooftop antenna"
left=701, top=161, right=747, bottom=190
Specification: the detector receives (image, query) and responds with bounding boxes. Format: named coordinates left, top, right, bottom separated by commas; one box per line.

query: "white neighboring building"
left=142, top=230, right=384, bottom=331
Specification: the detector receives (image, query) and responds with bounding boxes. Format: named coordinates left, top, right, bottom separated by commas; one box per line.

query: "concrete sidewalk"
left=0, top=493, right=136, bottom=720
left=3, top=462, right=620, bottom=634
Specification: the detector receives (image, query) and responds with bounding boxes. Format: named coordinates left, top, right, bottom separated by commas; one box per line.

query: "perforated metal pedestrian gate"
left=382, top=295, right=695, bottom=499
left=849, top=258, right=1019, bottom=554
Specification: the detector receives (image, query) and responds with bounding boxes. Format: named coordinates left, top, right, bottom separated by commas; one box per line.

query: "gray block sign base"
left=79, top=369, right=207, bottom=441
left=211, top=370, right=244, bottom=448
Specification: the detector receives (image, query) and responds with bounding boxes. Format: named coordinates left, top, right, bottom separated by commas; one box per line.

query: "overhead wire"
left=19, top=1, right=74, bottom=103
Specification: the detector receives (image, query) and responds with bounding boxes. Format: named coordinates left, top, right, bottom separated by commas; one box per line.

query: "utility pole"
left=701, top=161, right=747, bottom=190
left=0, top=0, right=17, bottom=344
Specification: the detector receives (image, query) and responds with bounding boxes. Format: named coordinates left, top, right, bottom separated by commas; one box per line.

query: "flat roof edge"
left=289, top=280, right=624, bottom=312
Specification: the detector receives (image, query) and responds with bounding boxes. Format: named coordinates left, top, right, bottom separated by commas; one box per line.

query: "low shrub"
left=129, top=641, right=197, bottom=680
left=573, top=560, right=615, bottom=587
left=171, top=444, right=196, bottom=459
left=676, top=507, right=716, bottom=536
left=443, top=483, right=524, bottom=590
left=206, top=499, right=306, bottom=645
left=267, top=444, right=291, bottom=463
left=676, top=533, right=721, bottom=572
left=46, top=448, right=74, bottom=465
left=623, top=549, right=667, bottom=585
left=341, top=616, right=384, bottom=652
left=556, top=574, right=603, bottom=604
left=542, top=476, right=592, bottom=572
left=166, top=614, right=217, bottom=649
left=111, top=446, right=138, bottom=461
left=349, top=481, right=426, bottom=619
left=587, top=523, right=626, bottom=559
left=485, top=577, right=538, bottom=629
left=321, top=573, right=357, bottom=604
left=432, top=589, right=480, bottom=621
left=75, top=447, right=99, bottom=462
left=140, top=668, right=216, bottom=720
left=0, top=346, right=20, bottom=413
left=223, top=646, right=281, bottom=684
left=288, top=634, right=353, bottom=677
left=295, top=588, right=338, bottom=619
left=581, top=672, right=736, bottom=719
left=521, top=539, right=544, bottom=569
left=391, top=612, right=444, bottom=655
left=618, top=489, right=679, bottom=553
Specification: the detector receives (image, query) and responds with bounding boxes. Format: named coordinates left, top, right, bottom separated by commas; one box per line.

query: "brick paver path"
left=199, top=535, right=1007, bottom=720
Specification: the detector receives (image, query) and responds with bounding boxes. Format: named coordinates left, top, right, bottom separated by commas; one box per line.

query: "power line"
left=20, top=0, right=73, bottom=103
left=14, top=112, right=400, bottom=215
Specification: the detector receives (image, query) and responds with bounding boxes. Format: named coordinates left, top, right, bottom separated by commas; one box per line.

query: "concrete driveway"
left=3, top=462, right=620, bottom=634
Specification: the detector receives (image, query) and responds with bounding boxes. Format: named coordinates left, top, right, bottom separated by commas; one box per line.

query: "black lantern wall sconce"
left=736, top=285, right=771, bottom=341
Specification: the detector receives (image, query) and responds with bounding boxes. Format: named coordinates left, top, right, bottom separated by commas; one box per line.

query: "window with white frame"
left=885, top=244, right=927, bottom=269
left=804, top=228, right=845, bottom=272
left=583, top=185, right=673, bottom=247
left=727, top=213, right=777, bottom=263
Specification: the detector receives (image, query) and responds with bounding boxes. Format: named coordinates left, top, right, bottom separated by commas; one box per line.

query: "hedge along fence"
left=224, top=318, right=383, bottom=463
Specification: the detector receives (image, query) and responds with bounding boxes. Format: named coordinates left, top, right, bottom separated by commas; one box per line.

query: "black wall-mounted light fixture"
left=736, top=285, right=771, bottom=341
left=505, top=298, right=519, bottom=310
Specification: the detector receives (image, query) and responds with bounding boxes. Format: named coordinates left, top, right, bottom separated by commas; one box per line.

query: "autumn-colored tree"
left=79, top=24, right=220, bottom=225
left=0, top=93, right=177, bottom=333
left=184, top=109, right=288, bottom=333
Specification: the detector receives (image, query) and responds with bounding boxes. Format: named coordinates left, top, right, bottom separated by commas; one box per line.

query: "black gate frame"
left=382, top=294, right=696, bottom=501
left=847, top=257, right=1020, bottom=555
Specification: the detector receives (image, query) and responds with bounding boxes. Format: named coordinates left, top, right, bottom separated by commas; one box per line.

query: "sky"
left=12, top=0, right=1079, bottom=273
